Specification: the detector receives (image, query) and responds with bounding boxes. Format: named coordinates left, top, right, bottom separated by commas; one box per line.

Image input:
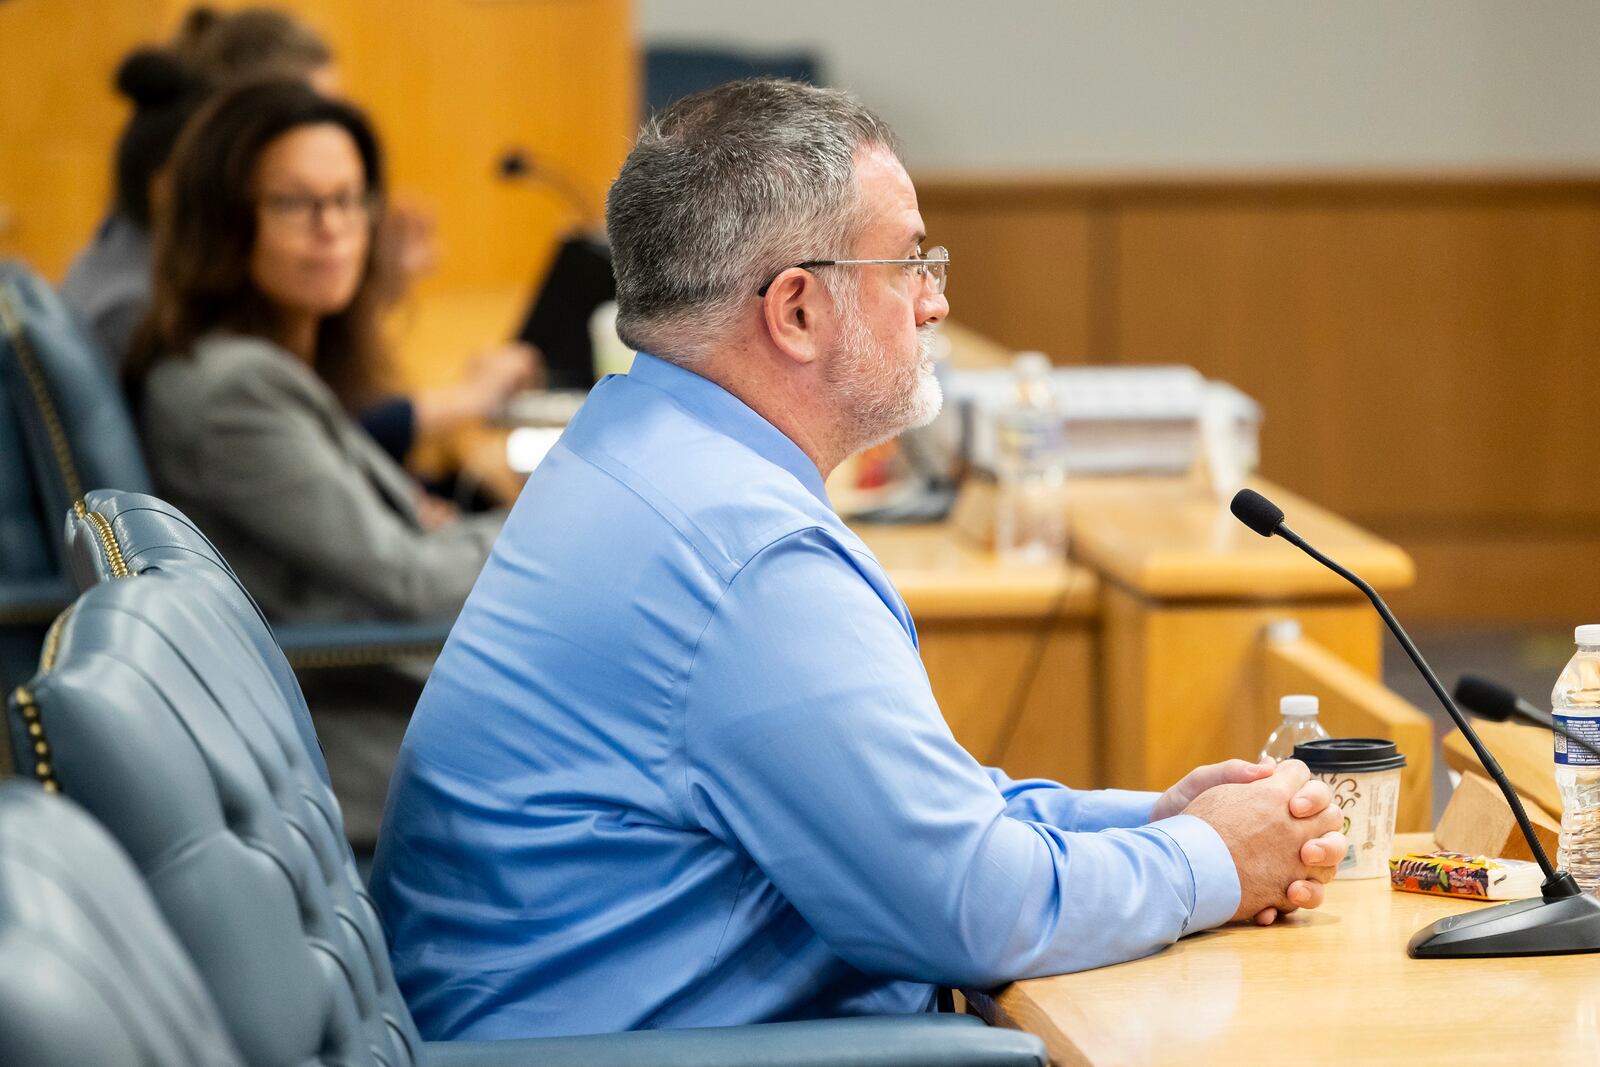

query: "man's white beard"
left=903, top=327, right=945, bottom=429
left=826, top=302, right=944, bottom=456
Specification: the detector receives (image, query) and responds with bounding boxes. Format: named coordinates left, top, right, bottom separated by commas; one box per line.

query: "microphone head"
left=1453, top=674, right=1520, bottom=722
left=1230, top=489, right=1285, bottom=537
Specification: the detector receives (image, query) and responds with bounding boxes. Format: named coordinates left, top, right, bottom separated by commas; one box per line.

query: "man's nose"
left=917, top=290, right=949, bottom=328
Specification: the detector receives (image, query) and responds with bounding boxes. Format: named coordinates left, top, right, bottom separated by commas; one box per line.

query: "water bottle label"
left=1554, top=714, right=1600, bottom=766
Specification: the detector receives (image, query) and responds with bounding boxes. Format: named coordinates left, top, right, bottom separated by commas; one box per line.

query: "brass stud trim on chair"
left=40, top=606, right=71, bottom=672
left=76, top=501, right=130, bottom=579
left=0, top=282, right=83, bottom=505
left=9, top=604, right=72, bottom=792
left=11, top=685, right=59, bottom=793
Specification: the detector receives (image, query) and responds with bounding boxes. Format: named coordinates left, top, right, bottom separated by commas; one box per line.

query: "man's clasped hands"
left=1153, top=758, right=1350, bottom=926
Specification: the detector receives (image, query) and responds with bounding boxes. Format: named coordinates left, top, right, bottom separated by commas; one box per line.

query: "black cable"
left=989, top=557, right=1087, bottom=769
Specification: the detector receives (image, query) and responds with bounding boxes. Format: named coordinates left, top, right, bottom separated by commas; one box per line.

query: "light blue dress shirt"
left=370, top=353, right=1240, bottom=1041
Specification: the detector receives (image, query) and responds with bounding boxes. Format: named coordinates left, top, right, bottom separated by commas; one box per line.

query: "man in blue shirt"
left=370, top=79, right=1347, bottom=1041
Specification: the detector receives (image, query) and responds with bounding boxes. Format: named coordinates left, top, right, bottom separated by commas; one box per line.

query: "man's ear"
left=760, top=268, right=830, bottom=367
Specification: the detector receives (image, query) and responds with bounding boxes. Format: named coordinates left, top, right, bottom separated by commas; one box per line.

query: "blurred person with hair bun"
left=170, top=3, right=337, bottom=92
left=60, top=47, right=209, bottom=362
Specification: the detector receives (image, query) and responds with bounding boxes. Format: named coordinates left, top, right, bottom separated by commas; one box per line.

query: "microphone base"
left=1408, top=890, right=1600, bottom=958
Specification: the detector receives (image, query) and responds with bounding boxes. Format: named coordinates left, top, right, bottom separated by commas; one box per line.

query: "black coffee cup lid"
left=1292, top=737, right=1406, bottom=773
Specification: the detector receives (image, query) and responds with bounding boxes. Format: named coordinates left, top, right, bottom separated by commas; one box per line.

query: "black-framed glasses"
left=257, top=189, right=377, bottom=232
left=756, top=245, right=949, bottom=297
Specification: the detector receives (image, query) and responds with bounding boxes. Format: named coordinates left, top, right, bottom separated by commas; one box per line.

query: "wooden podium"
left=1066, top=476, right=1430, bottom=830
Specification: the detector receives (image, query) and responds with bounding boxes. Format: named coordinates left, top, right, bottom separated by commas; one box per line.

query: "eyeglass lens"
left=921, top=246, right=949, bottom=294
left=261, top=191, right=373, bottom=230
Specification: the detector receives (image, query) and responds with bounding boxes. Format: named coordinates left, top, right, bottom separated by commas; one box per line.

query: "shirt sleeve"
left=983, top=767, right=1161, bottom=832
left=681, top=528, right=1241, bottom=989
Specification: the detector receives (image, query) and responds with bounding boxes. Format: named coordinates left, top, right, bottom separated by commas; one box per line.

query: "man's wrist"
left=1148, top=813, right=1242, bottom=934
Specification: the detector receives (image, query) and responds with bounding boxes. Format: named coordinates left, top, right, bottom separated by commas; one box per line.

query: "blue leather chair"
left=0, top=263, right=77, bottom=711
left=62, top=490, right=455, bottom=842
left=0, top=262, right=148, bottom=538
left=0, top=779, right=247, bottom=1067
left=9, top=500, right=1047, bottom=1067
left=0, top=259, right=453, bottom=673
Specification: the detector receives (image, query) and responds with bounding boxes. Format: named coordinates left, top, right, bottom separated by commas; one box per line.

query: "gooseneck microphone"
left=1230, top=488, right=1600, bottom=958
left=1454, top=674, right=1552, bottom=727
left=1455, top=674, right=1600, bottom=763
left=1229, top=489, right=1285, bottom=537
left=1230, top=492, right=1557, bottom=879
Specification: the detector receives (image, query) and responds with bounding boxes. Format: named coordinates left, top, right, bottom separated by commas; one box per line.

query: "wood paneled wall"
left=0, top=0, right=636, bottom=385
left=919, top=174, right=1600, bottom=624
left=0, top=2, right=164, bottom=281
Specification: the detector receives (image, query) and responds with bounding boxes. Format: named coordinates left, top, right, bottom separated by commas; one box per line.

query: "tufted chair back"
left=63, top=488, right=330, bottom=783
left=0, top=262, right=151, bottom=564
left=0, top=263, right=74, bottom=707
left=0, top=779, right=245, bottom=1067
left=8, top=572, right=423, bottom=1067
left=0, top=267, right=53, bottom=583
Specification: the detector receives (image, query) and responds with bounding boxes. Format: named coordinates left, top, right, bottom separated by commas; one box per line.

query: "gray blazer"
left=60, top=214, right=151, bottom=367
left=141, top=333, right=502, bottom=622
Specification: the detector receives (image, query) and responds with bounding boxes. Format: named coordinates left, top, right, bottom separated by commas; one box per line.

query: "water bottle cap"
left=1013, top=351, right=1051, bottom=378
left=1264, top=619, right=1302, bottom=645
left=1280, top=694, right=1318, bottom=718
left=1577, top=624, right=1600, bottom=647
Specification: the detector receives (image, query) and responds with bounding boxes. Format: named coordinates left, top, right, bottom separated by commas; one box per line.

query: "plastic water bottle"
left=1260, top=694, right=1330, bottom=762
left=994, top=352, right=1067, bottom=564
left=1554, top=625, right=1600, bottom=892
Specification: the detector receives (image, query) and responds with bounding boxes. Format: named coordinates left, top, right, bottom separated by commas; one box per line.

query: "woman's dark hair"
left=110, top=48, right=209, bottom=227
left=128, top=80, right=392, bottom=410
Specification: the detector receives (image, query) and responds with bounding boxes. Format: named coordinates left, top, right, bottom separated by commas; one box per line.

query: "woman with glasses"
left=127, top=81, right=502, bottom=623
left=66, top=8, right=536, bottom=472
left=60, top=7, right=334, bottom=367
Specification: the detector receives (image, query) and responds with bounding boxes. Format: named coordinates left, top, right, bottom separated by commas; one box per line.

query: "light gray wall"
left=639, top=1, right=1600, bottom=172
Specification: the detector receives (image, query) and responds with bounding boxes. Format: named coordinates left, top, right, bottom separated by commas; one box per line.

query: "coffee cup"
left=1293, top=738, right=1407, bottom=879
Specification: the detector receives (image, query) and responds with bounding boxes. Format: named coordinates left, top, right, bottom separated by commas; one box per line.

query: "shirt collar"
left=626, top=352, right=830, bottom=506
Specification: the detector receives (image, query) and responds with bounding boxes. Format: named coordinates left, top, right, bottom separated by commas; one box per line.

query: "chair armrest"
left=420, top=1015, right=1047, bottom=1067
left=0, top=575, right=73, bottom=625
left=271, top=618, right=456, bottom=669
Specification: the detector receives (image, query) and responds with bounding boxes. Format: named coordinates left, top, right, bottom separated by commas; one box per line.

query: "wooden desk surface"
left=969, top=833, right=1600, bottom=1066
left=852, top=523, right=1098, bottom=621
left=1066, top=477, right=1415, bottom=601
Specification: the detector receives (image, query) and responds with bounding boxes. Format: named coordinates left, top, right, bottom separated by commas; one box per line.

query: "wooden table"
left=967, top=833, right=1600, bottom=1066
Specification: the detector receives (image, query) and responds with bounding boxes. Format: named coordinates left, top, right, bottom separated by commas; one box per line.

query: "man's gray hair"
left=606, top=79, right=901, bottom=364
